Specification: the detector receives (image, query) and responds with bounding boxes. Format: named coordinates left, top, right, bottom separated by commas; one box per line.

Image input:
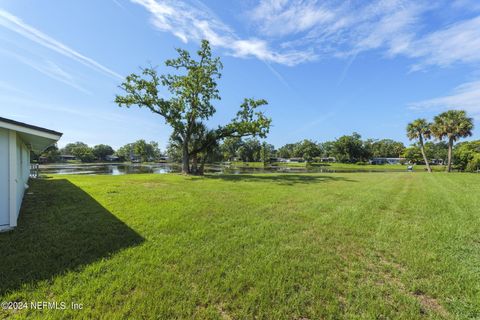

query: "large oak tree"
left=115, top=40, right=271, bottom=174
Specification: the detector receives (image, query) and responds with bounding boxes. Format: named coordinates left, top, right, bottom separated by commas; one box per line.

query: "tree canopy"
left=116, top=140, right=161, bottom=162
left=369, top=139, right=405, bottom=158
left=332, top=133, right=370, bottom=163
left=454, top=140, right=480, bottom=172
left=431, top=110, right=474, bottom=172
left=93, top=144, right=115, bottom=161
left=62, top=142, right=95, bottom=163
left=406, top=118, right=432, bottom=172
left=115, top=40, right=271, bottom=174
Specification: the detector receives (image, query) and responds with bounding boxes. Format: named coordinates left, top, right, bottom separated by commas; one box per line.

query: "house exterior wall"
left=0, top=129, right=32, bottom=230
left=0, top=128, right=9, bottom=227
left=0, top=119, right=61, bottom=231
left=15, top=136, right=30, bottom=222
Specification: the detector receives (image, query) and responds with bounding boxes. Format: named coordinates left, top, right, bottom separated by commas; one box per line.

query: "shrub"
left=466, top=154, right=480, bottom=172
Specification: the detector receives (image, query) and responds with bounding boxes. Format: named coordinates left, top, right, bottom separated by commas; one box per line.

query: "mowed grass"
left=308, top=162, right=447, bottom=172
left=231, top=161, right=446, bottom=172
left=0, top=172, right=479, bottom=319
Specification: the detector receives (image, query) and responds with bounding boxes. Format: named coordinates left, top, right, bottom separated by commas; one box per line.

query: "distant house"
left=59, top=154, right=76, bottom=162
left=319, top=157, right=336, bottom=163
left=105, top=155, right=120, bottom=162
left=370, top=157, right=405, bottom=165
left=287, top=158, right=304, bottom=163
left=130, top=155, right=142, bottom=163
left=430, top=159, right=444, bottom=165
left=0, top=117, right=62, bottom=231
left=38, top=156, right=49, bottom=164
left=128, top=149, right=142, bottom=163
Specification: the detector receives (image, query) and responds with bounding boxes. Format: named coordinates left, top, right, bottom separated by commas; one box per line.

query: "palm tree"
left=431, top=110, right=474, bottom=172
left=406, top=119, right=432, bottom=173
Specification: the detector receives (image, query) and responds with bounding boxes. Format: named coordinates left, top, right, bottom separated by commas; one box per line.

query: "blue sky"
left=1, top=0, right=479, bottom=150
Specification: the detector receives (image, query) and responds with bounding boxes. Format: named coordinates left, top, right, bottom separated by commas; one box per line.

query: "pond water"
left=39, top=163, right=407, bottom=175
left=39, top=163, right=180, bottom=175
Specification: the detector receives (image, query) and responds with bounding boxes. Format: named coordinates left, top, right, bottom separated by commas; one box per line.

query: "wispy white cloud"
left=131, top=0, right=480, bottom=74
left=293, top=110, right=336, bottom=134
left=249, top=0, right=335, bottom=37
left=24, top=59, right=92, bottom=95
left=112, top=0, right=127, bottom=11
left=0, top=9, right=122, bottom=80
left=451, top=0, right=480, bottom=11
left=0, top=48, right=91, bottom=94
left=130, top=0, right=316, bottom=66
left=0, top=94, right=172, bottom=148
left=409, top=81, right=480, bottom=119
left=249, top=0, right=480, bottom=72
left=337, top=52, right=357, bottom=86
left=0, top=80, right=30, bottom=96
left=405, top=16, right=480, bottom=70
left=0, top=93, right=137, bottom=125
left=251, top=0, right=427, bottom=58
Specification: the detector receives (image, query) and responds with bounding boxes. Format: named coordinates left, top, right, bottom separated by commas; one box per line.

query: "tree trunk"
left=419, top=136, right=432, bottom=173
left=447, top=137, right=453, bottom=172
left=191, top=153, right=198, bottom=174
left=182, top=142, right=190, bottom=174
left=199, top=156, right=206, bottom=175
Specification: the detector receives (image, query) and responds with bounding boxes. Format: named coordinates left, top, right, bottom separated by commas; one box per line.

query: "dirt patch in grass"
left=216, top=303, right=232, bottom=320
left=414, top=290, right=449, bottom=318
left=336, top=245, right=449, bottom=318
left=376, top=256, right=449, bottom=318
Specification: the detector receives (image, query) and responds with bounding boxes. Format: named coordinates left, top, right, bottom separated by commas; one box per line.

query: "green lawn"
left=309, top=162, right=447, bottom=172
left=0, top=172, right=479, bottom=319
left=231, top=161, right=447, bottom=172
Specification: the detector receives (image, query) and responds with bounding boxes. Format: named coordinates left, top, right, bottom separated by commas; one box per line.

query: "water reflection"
left=39, top=163, right=181, bottom=175
left=39, top=163, right=406, bottom=175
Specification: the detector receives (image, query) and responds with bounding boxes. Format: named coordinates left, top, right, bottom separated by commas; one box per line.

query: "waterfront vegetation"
left=1, top=172, right=479, bottom=319
left=232, top=161, right=447, bottom=172
left=37, top=161, right=450, bottom=176
left=39, top=134, right=479, bottom=173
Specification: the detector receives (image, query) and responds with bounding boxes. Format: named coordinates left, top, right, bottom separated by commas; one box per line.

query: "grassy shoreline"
left=231, top=161, right=447, bottom=171
left=40, top=161, right=450, bottom=173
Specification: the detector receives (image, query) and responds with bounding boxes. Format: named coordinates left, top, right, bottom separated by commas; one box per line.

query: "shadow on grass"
left=204, top=174, right=357, bottom=185
left=0, top=179, right=144, bottom=296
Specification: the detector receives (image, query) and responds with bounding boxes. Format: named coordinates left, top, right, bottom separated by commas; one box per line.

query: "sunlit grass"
left=0, top=172, right=478, bottom=319
left=232, top=161, right=447, bottom=171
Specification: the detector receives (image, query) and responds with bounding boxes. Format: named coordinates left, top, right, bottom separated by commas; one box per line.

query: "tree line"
left=198, top=134, right=409, bottom=164
left=37, top=133, right=479, bottom=173
left=166, top=134, right=457, bottom=167
left=37, top=140, right=162, bottom=163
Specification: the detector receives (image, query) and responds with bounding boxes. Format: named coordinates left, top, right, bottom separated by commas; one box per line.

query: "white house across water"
left=0, top=117, right=62, bottom=231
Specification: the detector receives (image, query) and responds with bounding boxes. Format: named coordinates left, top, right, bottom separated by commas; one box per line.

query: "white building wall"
left=23, top=146, right=30, bottom=183
left=0, top=130, right=32, bottom=230
left=15, top=136, right=30, bottom=222
left=0, top=128, right=9, bottom=227
left=0, top=120, right=61, bottom=231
